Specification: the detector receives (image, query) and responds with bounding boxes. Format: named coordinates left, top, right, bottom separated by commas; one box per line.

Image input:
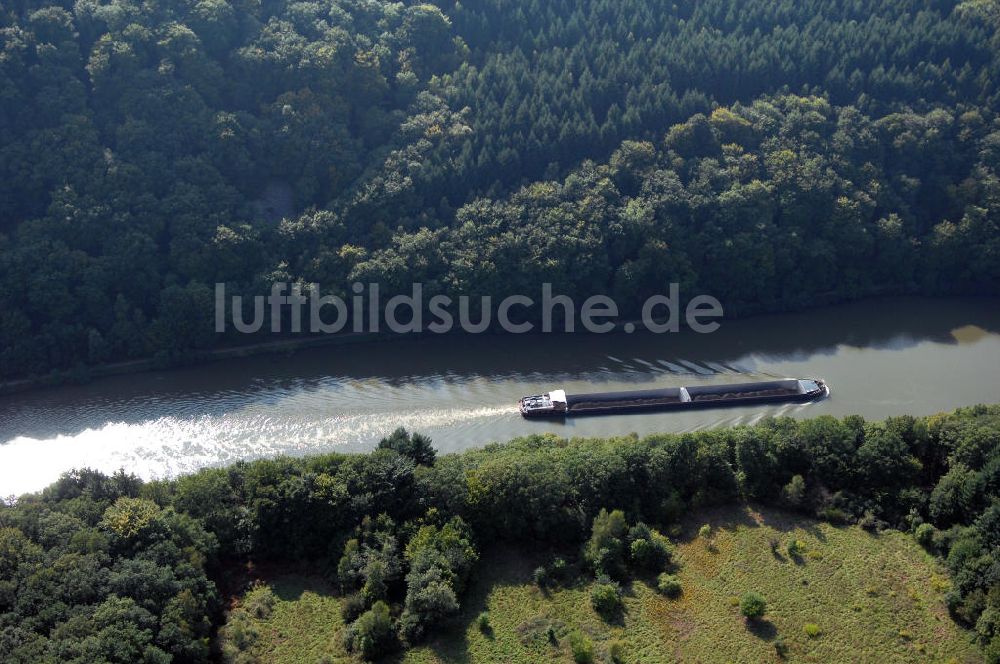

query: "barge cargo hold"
left=518, top=378, right=829, bottom=418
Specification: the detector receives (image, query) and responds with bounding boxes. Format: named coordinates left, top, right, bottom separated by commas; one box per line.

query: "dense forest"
left=1, top=405, right=999, bottom=661
left=1, top=0, right=999, bottom=378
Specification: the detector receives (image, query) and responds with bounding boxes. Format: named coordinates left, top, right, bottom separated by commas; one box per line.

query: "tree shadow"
left=675, top=505, right=761, bottom=544
left=746, top=618, right=777, bottom=641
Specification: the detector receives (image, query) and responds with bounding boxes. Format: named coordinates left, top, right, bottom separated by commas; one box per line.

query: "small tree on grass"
left=569, top=630, right=594, bottom=663
left=591, top=578, right=623, bottom=618
left=585, top=509, right=629, bottom=580
left=914, top=523, right=936, bottom=548
left=609, top=640, right=625, bottom=663
left=344, top=601, right=394, bottom=660
left=627, top=523, right=673, bottom=573
left=657, top=573, right=682, bottom=598
left=739, top=592, right=767, bottom=620
left=698, top=524, right=712, bottom=540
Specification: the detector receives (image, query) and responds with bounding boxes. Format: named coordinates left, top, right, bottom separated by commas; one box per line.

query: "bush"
left=341, top=592, right=366, bottom=623
left=915, top=523, right=937, bottom=548
left=398, top=573, right=460, bottom=643
left=817, top=507, right=850, bottom=524
left=803, top=623, right=821, bottom=638
left=984, top=634, right=1000, bottom=664
left=739, top=592, right=767, bottom=619
left=627, top=523, right=673, bottom=573
left=774, top=636, right=789, bottom=658
left=550, top=556, right=569, bottom=583
left=698, top=524, right=712, bottom=540
left=786, top=539, right=805, bottom=557
left=476, top=611, right=490, bottom=632
left=657, top=573, right=682, bottom=598
left=533, top=566, right=548, bottom=587
left=569, top=630, right=594, bottom=664
left=242, top=585, right=275, bottom=620
left=378, top=427, right=436, bottom=466
left=344, top=601, right=395, bottom=660
left=591, top=580, right=623, bottom=618
left=782, top=475, right=807, bottom=507
left=585, top=509, right=628, bottom=579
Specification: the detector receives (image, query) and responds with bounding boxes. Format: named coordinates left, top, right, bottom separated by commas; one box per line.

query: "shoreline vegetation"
left=2, top=406, right=998, bottom=662
left=3, top=0, right=999, bottom=383
left=224, top=507, right=983, bottom=663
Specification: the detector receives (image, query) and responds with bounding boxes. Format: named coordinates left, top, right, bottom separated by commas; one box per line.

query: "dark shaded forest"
left=2, top=405, right=999, bottom=661
left=1, top=0, right=999, bottom=378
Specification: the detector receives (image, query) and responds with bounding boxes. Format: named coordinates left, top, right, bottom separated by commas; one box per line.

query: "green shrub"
left=569, top=630, right=594, bottom=664
left=698, top=524, right=712, bottom=540
left=915, top=523, right=937, bottom=548
left=786, top=539, right=805, bottom=557
left=344, top=601, right=395, bottom=660
left=983, top=634, right=1000, bottom=664
left=591, top=579, right=623, bottom=618
left=782, top=474, right=806, bottom=507
left=550, top=556, right=569, bottom=583
left=242, top=585, right=275, bottom=620
left=585, top=509, right=629, bottom=579
left=817, top=507, right=850, bottom=524
left=739, top=591, right=767, bottom=619
left=803, top=623, right=821, bottom=637
left=378, top=427, right=436, bottom=466
left=533, top=565, right=548, bottom=587
left=627, top=523, right=673, bottom=573
left=657, top=573, right=682, bottom=598
left=341, top=592, right=366, bottom=623
left=222, top=613, right=259, bottom=653
left=476, top=611, right=490, bottom=632
left=774, top=636, right=789, bottom=658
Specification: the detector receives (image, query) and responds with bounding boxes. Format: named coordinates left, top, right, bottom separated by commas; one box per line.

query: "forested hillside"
left=2, top=406, right=999, bottom=661
left=1, top=0, right=999, bottom=378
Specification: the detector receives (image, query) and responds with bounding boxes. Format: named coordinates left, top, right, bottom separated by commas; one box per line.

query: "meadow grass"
left=230, top=505, right=983, bottom=663
left=229, top=573, right=348, bottom=663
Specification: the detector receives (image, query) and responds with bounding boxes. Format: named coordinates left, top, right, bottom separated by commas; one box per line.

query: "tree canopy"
left=1, top=0, right=999, bottom=378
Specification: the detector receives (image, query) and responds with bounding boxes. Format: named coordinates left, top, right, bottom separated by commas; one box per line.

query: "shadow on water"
left=1, top=296, right=998, bottom=442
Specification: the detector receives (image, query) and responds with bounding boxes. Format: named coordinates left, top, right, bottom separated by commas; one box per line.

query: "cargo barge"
left=518, top=378, right=829, bottom=418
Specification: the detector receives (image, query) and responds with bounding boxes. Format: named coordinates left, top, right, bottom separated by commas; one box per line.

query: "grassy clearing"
left=225, top=574, right=348, bottom=663
left=227, top=506, right=982, bottom=663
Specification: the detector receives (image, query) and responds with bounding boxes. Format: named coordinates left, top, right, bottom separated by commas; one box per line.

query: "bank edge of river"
left=0, top=287, right=930, bottom=398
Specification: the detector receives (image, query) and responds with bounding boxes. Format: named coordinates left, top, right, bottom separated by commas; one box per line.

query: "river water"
left=1, top=297, right=998, bottom=496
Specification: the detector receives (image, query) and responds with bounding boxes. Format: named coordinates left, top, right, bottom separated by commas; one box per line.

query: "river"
left=1, top=296, right=998, bottom=496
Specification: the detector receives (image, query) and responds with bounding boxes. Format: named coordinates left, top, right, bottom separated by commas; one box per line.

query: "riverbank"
left=0, top=290, right=977, bottom=397
left=0, top=327, right=401, bottom=397
left=5, top=406, right=996, bottom=663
